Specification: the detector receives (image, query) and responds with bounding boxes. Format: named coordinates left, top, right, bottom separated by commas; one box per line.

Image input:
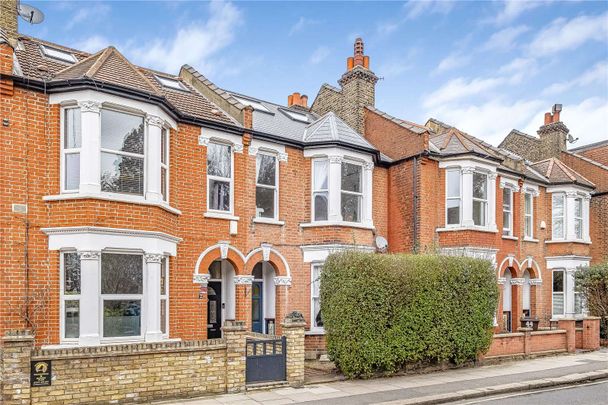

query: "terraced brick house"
left=0, top=0, right=603, bottom=362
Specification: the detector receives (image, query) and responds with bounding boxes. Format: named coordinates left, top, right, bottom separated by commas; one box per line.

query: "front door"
left=252, top=281, right=263, bottom=333
left=207, top=281, right=222, bottom=339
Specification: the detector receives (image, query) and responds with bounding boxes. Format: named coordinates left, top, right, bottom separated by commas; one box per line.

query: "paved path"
left=159, top=349, right=608, bottom=405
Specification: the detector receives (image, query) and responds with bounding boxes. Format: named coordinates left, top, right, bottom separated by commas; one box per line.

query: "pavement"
left=158, top=349, right=608, bottom=405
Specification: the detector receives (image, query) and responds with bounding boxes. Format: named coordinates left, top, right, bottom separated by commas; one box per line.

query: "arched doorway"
left=207, top=260, right=236, bottom=338
left=523, top=269, right=531, bottom=318
left=251, top=262, right=276, bottom=334
left=502, top=268, right=513, bottom=332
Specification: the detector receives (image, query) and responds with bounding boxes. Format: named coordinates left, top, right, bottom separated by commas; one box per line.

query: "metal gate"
left=245, top=336, right=286, bottom=384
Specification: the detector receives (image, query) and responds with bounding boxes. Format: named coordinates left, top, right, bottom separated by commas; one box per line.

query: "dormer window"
left=154, top=75, right=189, bottom=92
left=40, top=44, right=77, bottom=63
left=234, top=96, right=270, bottom=113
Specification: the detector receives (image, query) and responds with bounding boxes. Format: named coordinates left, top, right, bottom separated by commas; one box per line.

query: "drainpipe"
left=413, top=156, right=419, bottom=253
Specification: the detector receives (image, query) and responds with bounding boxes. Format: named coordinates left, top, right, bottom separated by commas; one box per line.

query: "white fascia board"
left=545, top=255, right=591, bottom=269
left=49, top=89, right=177, bottom=129
left=303, top=147, right=373, bottom=164
left=42, top=226, right=181, bottom=256
left=301, top=244, right=375, bottom=263
left=438, top=157, right=498, bottom=172
left=546, top=185, right=592, bottom=197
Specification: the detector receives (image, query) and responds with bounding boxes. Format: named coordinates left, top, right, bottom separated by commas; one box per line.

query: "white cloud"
left=289, top=17, right=320, bottom=36
left=481, top=25, right=529, bottom=51
left=492, top=0, right=552, bottom=26
left=66, top=3, right=110, bottom=30
left=74, top=35, right=111, bottom=53
left=498, top=57, right=537, bottom=75
left=427, top=99, right=545, bottom=145
left=403, top=0, right=455, bottom=20
left=543, top=61, right=608, bottom=95
left=432, top=53, right=470, bottom=75
left=377, top=21, right=400, bottom=36
left=309, top=46, right=330, bottom=65
left=528, top=12, right=608, bottom=56
left=125, top=1, right=242, bottom=74
left=523, top=97, right=608, bottom=145
left=423, top=76, right=505, bottom=108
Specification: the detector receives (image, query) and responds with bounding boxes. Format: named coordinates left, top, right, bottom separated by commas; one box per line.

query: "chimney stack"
left=544, top=104, right=562, bottom=124
left=347, top=38, right=370, bottom=71
left=287, top=92, right=308, bottom=108
left=0, top=0, right=19, bottom=44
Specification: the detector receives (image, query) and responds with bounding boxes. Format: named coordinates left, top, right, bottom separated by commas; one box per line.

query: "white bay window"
left=313, top=159, right=329, bottom=221
left=52, top=95, right=176, bottom=213
left=441, top=163, right=497, bottom=231
left=256, top=153, right=278, bottom=219
left=548, top=189, right=591, bottom=243
left=524, top=192, right=534, bottom=239
left=341, top=162, right=363, bottom=223
left=552, top=193, right=565, bottom=239
left=207, top=142, right=233, bottom=212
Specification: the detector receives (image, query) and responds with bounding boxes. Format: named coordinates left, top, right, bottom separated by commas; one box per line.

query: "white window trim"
left=552, top=269, right=565, bottom=317
left=160, top=128, right=169, bottom=203
left=310, top=263, right=324, bottom=334
left=546, top=187, right=591, bottom=244
left=472, top=172, right=489, bottom=227
left=574, top=196, right=583, bottom=240
left=437, top=161, right=497, bottom=233
left=341, top=161, right=364, bottom=224
left=552, top=193, right=566, bottom=240
left=206, top=140, right=234, bottom=215
left=48, top=91, right=179, bottom=215
left=311, top=158, right=329, bottom=222
left=160, top=257, right=169, bottom=337
left=60, top=251, right=80, bottom=344
left=524, top=192, right=535, bottom=240
left=302, top=147, right=374, bottom=229
left=100, top=107, right=147, bottom=197
left=502, top=187, right=513, bottom=237
left=445, top=168, right=462, bottom=227
left=255, top=151, right=279, bottom=221
left=60, top=107, right=81, bottom=193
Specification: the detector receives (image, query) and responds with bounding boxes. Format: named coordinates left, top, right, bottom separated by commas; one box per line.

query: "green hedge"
left=320, top=252, right=498, bottom=378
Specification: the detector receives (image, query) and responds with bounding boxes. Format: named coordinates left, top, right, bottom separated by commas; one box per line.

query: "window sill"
left=253, top=217, right=285, bottom=226
left=44, top=193, right=181, bottom=215
left=305, top=329, right=326, bottom=336
left=523, top=237, right=539, bottom=243
left=546, top=239, right=592, bottom=245
left=204, top=212, right=240, bottom=221
left=437, top=226, right=498, bottom=234
left=502, top=235, right=518, bottom=241
left=300, top=221, right=375, bottom=230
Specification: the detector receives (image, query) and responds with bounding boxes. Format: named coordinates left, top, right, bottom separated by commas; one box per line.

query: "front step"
left=246, top=380, right=289, bottom=391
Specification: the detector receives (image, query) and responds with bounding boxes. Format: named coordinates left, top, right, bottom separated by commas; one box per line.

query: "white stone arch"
left=193, top=241, right=247, bottom=283
left=245, top=244, right=291, bottom=278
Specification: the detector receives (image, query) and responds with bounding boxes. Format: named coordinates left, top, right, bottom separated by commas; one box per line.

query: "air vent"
left=12, top=204, right=28, bottom=214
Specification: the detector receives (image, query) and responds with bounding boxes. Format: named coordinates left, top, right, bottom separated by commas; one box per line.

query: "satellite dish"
left=18, top=3, right=45, bottom=24
left=375, top=236, right=388, bottom=253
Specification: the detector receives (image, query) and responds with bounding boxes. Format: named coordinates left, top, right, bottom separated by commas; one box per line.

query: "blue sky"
left=21, top=1, right=608, bottom=146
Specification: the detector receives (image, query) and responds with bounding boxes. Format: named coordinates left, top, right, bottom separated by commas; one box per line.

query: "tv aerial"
left=18, top=2, right=45, bottom=24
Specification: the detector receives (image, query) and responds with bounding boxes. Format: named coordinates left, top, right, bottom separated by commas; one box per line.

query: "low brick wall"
left=1, top=315, right=307, bottom=405
left=483, top=318, right=601, bottom=360
left=304, top=334, right=327, bottom=360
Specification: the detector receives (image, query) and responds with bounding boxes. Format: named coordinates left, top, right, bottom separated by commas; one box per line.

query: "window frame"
left=60, top=251, right=81, bottom=344
left=472, top=171, right=488, bottom=227
left=552, top=269, right=565, bottom=317
left=310, top=263, right=324, bottom=333
left=160, top=256, right=169, bottom=337
left=206, top=140, right=234, bottom=214
left=574, top=196, right=583, bottom=240
left=255, top=151, right=279, bottom=220
left=502, top=187, right=513, bottom=236
left=524, top=192, right=534, bottom=239
left=311, top=158, right=329, bottom=222
left=445, top=168, right=462, bottom=226
left=99, top=250, right=145, bottom=343
left=552, top=193, right=566, bottom=240
left=340, top=160, right=364, bottom=224
left=61, top=107, right=82, bottom=193
left=99, top=107, right=147, bottom=196
left=160, top=127, right=169, bottom=202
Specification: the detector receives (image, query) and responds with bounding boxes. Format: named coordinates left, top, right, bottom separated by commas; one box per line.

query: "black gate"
left=245, top=336, right=286, bottom=384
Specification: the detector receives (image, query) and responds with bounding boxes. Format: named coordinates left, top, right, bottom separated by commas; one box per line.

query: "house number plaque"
left=31, top=360, right=52, bottom=387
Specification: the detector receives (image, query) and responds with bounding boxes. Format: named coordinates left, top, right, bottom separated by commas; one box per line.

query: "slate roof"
left=303, top=112, right=376, bottom=149
left=429, top=127, right=503, bottom=160
left=11, top=35, right=238, bottom=126
left=225, top=91, right=377, bottom=151
left=530, top=158, right=595, bottom=188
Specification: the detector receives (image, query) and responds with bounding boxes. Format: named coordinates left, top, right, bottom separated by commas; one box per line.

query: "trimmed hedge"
left=320, top=252, right=498, bottom=378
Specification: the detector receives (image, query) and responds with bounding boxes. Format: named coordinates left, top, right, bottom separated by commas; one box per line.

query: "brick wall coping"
left=31, top=338, right=226, bottom=360
left=493, top=332, right=525, bottom=338
left=531, top=329, right=566, bottom=336
left=2, top=329, right=34, bottom=343
left=247, top=332, right=279, bottom=339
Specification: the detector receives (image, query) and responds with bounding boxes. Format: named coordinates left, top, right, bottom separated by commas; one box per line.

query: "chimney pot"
left=300, top=95, right=308, bottom=108
left=287, top=95, right=293, bottom=106
left=544, top=112, right=552, bottom=125
left=347, top=57, right=354, bottom=71
left=363, top=55, right=370, bottom=69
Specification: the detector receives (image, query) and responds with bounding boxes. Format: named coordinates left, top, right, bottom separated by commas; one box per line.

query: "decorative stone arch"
left=520, top=257, right=542, bottom=281
left=193, top=241, right=246, bottom=284
left=244, top=244, right=291, bottom=279
left=498, top=255, right=522, bottom=279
